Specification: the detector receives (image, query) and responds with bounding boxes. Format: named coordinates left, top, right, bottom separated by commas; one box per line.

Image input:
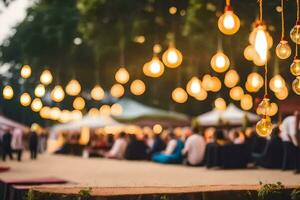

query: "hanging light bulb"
left=50, top=107, right=61, bottom=121
left=194, top=89, right=208, bottom=101
left=110, top=83, right=125, bottom=98
left=240, top=94, right=253, bottom=111
left=172, top=87, right=188, bottom=104
left=257, top=98, right=271, bottom=116
left=244, top=45, right=256, bottom=61
left=88, top=108, right=100, bottom=117
left=34, top=84, right=46, bottom=98
left=210, top=76, right=222, bottom=92
left=20, top=65, right=31, bottom=79
left=292, top=76, right=300, bottom=95
left=59, top=110, right=71, bottom=123
left=20, top=92, right=32, bottom=106
left=224, top=69, right=239, bottom=88
left=40, top=69, right=53, bottom=85
left=269, top=102, right=278, bottom=117
left=269, top=74, right=285, bottom=93
left=3, top=85, right=14, bottom=100
left=115, top=67, right=130, bottom=84
left=73, top=97, right=85, bottom=110
left=40, top=106, right=51, bottom=119
left=290, top=21, right=300, bottom=44
left=276, top=40, right=292, bottom=59
left=230, top=86, right=244, bottom=101
left=91, top=85, right=105, bottom=101
left=290, top=57, right=300, bottom=76
left=162, top=45, right=183, bottom=68
left=143, top=56, right=165, bottom=78
left=51, top=85, right=65, bottom=102
left=253, top=24, right=268, bottom=62
left=210, top=52, right=230, bottom=73
left=218, top=4, right=240, bottom=35
left=111, top=103, right=123, bottom=116
left=31, top=98, right=43, bottom=112
left=202, top=74, right=214, bottom=91
left=247, top=72, right=264, bottom=92
left=99, top=105, right=111, bottom=116
left=214, top=97, right=226, bottom=111
left=275, top=86, right=289, bottom=100
left=65, top=79, right=81, bottom=96
left=186, top=76, right=202, bottom=96
left=130, top=79, right=146, bottom=96
left=256, top=116, right=273, bottom=137
left=71, top=110, right=82, bottom=121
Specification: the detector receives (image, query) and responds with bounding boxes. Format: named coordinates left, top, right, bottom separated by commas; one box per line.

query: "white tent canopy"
left=114, top=98, right=188, bottom=121
left=0, top=115, right=28, bottom=131
left=196, top=103, right=260, bottom=126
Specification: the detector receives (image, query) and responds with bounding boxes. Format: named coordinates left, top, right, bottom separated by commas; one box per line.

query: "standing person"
left=11, top=128, right=24, bottom=162
left=2, top=127, right=13, bottom=161
left=28, top=130, right=38, bottom=160
left=281, top=111, right=299, bottom=170
left=182, top=127, right=206, bottom=166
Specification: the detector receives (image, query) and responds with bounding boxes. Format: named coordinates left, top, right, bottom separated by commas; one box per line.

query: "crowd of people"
left=0, top=127, right=45, bottom=162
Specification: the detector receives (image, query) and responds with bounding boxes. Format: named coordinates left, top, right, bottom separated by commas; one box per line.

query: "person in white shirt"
left=280, top=111, right=300, bottom=171
left=105, top=132, right=127, bottom=159
left=163, top=133, right=177, bottom=155
left=182, top=127, right=206, bottom=166
left=11, top=128, right=24, bottom=161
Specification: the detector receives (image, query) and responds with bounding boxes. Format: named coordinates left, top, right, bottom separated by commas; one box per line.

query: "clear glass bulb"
left=256, top=116, right=273, bottom=137
left=290, top=23, right=300, bottom=44
left=210, top=52, right=230, bottom=73
left=276, top=40, right=292, bottom=59
left=254, top=25, right=268, bottom=62
left=40, top=70, right=53, bottom=85
left=186, top=77, right=202, bottom=96
left=218, top=6, right=240, bottom=35
left=162, top=46, right=183, bottom=68
left=257, top=98, right=271, bottom=116
left=292, top=76, right=300, bottom=95
left=290, top=58, right=300, bottom=76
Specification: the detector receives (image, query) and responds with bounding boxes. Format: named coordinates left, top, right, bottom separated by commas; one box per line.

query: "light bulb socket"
left=280, top=37, right=288, bottom=42
left=296, top=20, right=300, bottom=25
left=294, top=55, right=300, bottom=60
left=255, top=20, right=264, bottom=27
left=263, top=94, right=269, bottom=99
left=224, top=5, right=232, bottom=12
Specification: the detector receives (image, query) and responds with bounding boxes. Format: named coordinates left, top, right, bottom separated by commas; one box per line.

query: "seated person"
left=104, top=132, right=127, bottom=159
left=83, top=134, right=108, bottom=158
left=124, top=134, right=148, bottom=160
left=148, top=133, right=166, bottom=156
left=152, top=132, right=184, bottom=164
left=182, top=127, right=206, bottom=166
left=228, top=130, right=245, bottom=144
left=252, top=127, right=284, bottom=169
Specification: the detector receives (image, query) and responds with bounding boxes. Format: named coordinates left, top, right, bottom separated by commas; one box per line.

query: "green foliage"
left=257, top=182, right=285, bottom=200
left=77, top=187, right=92, bottom=200
left=291, top=187, right=300, bottom=200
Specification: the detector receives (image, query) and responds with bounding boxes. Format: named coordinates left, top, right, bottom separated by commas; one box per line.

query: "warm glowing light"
left=240, top=94, right=253, bottom=111
left=229, top=86, right=244, bottom=101
left=111, top=103, right=123, bottom=116
left=51, top=85, right=65, bottom=102
left=20, top=92, right=31, bottom=106
left=244, top=45, right=256, bottom=61
left=256, top=116, right=273, bottom=137
left=115, top=67, right=130, bottom=84
left=130, top=79, right=146, bottom=96
left=202, top=74, right=214, bottom=91
left=59, top=110, right=71, bottom=123
left=3, top=85, right=14, bottom=100
left=31, top=98, right=43, bottom=112
left=50, top=107, right=61, bottom=121
left=143, top=56, right=164, bottom=78
left=169, top=6, right=177, bottom=15
left=254, top=25, right=268, bottom=62
left=290, top=23, right=300, bottom=44
left=257, top=98, right=271, bottom=116
left=193, top=89, right=208, bottom=101
left=269, top=102, right=278, bottom=117
left=210, top=76, right=222, bottom=92
left=186, top=77, right=202, bottom=96
left=153, top=124, right=163, bottom=134
left=292, top=76, right=300, bottom=95
left=20, top=65, right=31, bottom=79
left=88, top=108, right=100, bottom=117
left=99, top=105, right=111, bottom=116
left=162, top=46, right=183, bottom=68
left=276, top=40, right=292, bottom=59
left=214, top=97, right=226, bottom=111
left=218, top=6, right=240, bottom=35
left=71, top=110, right=82, bottom=121
left=224, top=69, right=239, bottom=88
left=40, top=106, right=51, bottom=119
left=73, top=97, right=85, bottom=110
left=269, top=75, right=285, bottom=93
left=40, top=69, right=53, bottom=85
left=210, top=52, right=230, bottom=73
left=91, top=85, right=105, bottom=101
left=172, top=87, right=188, bottom=104
left=275, top=86, right=288, bottom=100
left=110, top=83, right=125, bottom=98
left=34, top=84, right=46, bottom=98
left=65, top=79, right=81, bottom=96
left=247, top=72, right=264, bottom=92
left=290, top=58, right=300, bottom=76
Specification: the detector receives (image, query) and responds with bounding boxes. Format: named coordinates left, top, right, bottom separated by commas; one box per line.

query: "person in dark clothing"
left=252, top=127, right=284, bottom=169
left=28, top=131, right=38, bottom=160
left=124, top=134, right=148, bottom=160
left=2, top=128, right=13, bottom=161
left=149, top=133, right=165, bottom=156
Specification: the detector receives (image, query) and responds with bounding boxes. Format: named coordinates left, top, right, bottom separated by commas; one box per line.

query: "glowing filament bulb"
left=254, top=25, right=268, bottom=62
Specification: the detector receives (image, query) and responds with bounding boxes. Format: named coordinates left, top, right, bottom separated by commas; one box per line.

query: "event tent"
left=112, top=98, right=190, bottom=127
left=196, top=103, right=260, bottom=127
left=0, top=115, right=28, bottom=131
